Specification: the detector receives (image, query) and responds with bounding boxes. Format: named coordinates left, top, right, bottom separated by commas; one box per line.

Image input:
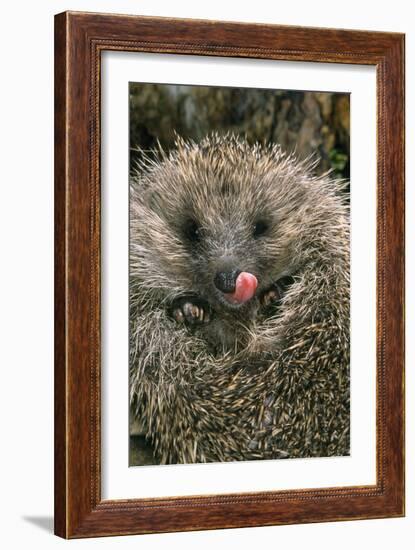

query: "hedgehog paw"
left=260, top=285, right=282, bottom=308
left=260, top=276, right=295, bottom=309
left=171, top=297, right=210, bottom=325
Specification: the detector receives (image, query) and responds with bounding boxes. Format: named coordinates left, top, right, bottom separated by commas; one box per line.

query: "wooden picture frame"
left=54, top=11, right=405, bottom=538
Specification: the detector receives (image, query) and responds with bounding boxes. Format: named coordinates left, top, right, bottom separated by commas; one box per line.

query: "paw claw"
left=261, top=276, right=294, bottom=308
left=173, top=308, right=185, bottom=323
left=171, top=298, right=210, bottom=326
left=261, top=286, right=281, bottom=308
left=182, top=303, right=193, bottom=317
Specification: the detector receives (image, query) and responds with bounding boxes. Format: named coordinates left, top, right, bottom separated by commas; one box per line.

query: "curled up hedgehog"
left=129, top=134, right=350, bottom=465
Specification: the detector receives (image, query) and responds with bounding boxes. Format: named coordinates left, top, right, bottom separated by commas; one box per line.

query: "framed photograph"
left=54, top=11, right=405, bottom=538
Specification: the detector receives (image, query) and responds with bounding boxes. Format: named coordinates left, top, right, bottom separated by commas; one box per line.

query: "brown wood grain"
left=54, top=11, right=67, bottom=539
left=54, top=10, right=405, bottom=539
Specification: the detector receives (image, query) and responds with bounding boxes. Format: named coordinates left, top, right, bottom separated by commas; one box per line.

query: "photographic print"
left=128, top=83, right=350, bottom=466
left=55, top=12, right=404, bottom=537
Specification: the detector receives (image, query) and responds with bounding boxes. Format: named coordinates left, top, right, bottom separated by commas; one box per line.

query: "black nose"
left=214, top=269, right=241, bottom=293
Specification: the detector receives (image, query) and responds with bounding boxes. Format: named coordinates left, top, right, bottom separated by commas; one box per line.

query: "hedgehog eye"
left=184, top=219, right=201, bottom=243
left=253, top=220, right=269, bottom=238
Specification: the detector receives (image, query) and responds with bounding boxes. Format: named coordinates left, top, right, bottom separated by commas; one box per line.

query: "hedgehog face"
left=136, top=174, right=304, bottom=322
left=131, top=135, right=333, bottom=328
left=174, top=205, right=294, bottom=315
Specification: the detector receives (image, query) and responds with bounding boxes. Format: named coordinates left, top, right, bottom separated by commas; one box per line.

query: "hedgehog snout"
left=214, top=269, right=241, bottom=293
left=214, top=267, right=259, bottom=306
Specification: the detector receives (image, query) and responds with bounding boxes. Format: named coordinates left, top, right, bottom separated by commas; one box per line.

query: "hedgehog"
left=129, top=133, right=350, bottom=465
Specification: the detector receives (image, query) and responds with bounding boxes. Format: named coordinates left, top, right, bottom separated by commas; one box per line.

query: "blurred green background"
left=129, top=83, right=350, bottom=179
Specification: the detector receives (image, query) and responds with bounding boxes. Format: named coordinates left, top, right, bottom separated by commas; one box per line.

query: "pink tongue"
left=224, top=272, right=258, bottom=305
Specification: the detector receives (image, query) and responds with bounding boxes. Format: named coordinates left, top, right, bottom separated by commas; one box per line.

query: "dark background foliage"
left=129, top=83, right=350, bottom=179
